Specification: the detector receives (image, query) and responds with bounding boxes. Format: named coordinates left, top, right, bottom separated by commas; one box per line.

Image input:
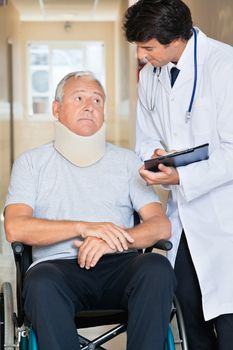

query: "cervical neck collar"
left=54, top=120, right=106, bottom=167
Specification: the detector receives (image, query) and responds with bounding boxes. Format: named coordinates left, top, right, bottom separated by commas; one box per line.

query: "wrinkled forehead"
left=64, top=76, right=105, bottom=99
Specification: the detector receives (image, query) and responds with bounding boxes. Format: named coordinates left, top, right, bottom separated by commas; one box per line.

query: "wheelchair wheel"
left=0, top=282, right=15, bottom=350
left=0, top=289, right=4, bottom=350
left=170, top=296, right=188, bottom=350
left=15, top=326, right=38, bottom=350
left=165, top=325, right=175, bottom=350
left=28, top=328, right=38, bottom=350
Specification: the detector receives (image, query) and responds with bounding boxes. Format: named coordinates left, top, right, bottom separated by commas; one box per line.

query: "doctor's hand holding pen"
left=139, top=148, right=180, bottom=186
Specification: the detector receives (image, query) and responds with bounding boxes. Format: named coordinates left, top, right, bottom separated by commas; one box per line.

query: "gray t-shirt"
left=5, top=142, right=159, bottom=265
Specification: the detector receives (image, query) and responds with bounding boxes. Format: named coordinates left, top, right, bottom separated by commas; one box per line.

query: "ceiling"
left=9, top=0, right=121, bottom=22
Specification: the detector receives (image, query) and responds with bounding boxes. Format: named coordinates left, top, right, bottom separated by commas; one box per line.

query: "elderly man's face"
left=53, top=76, right=105, bottom=136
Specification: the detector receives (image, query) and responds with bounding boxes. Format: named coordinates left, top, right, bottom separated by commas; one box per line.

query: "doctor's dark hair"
left=123, top=0, right=193, bottom=45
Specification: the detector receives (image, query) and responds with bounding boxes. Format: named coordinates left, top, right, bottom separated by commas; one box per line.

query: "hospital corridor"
left=1, top=0, right=233, bottom=349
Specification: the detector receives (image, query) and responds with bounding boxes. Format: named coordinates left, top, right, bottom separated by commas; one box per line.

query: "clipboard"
left=144, top=143, right=209, bottom=172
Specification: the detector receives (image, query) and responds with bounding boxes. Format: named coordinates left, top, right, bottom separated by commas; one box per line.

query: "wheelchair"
left=0, top=235, right=189, bottom=350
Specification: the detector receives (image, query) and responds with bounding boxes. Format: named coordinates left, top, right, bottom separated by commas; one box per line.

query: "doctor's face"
left=53, top=76, right=105, bottom=137
left=136, top=38, right=185, bottom=67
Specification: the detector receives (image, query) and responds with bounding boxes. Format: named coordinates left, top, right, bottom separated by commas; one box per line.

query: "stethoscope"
left=149, top=27, right=197, bottom=123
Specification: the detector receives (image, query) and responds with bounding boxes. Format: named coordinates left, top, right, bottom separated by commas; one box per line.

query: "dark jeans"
left=175, top=232, right=233, bottom=350
left=23, top=252, right=176, bottom=350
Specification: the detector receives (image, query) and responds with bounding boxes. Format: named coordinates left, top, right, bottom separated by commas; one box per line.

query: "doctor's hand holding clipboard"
left=140, top=143, right=209, bottom=186
left=140, top=154, right=180, bottom=186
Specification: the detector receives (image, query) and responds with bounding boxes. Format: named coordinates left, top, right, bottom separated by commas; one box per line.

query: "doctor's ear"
left=52, top=100, right=60, bottom=119
left=172, top=38, right=185, bottom=48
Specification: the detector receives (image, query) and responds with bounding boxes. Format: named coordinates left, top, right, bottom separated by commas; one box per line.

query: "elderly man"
left=4, top=71, right=176, bottom=350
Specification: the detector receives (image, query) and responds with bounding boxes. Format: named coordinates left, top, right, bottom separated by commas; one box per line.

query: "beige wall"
left=114, top=0, right=131, bottom=147
left=0, top=5, right=10, bottom=211
left=186, top=0, right=233, bottom=46
left=0, top=2, right=20, bottom=212
left=12, top=1, right=132, bottom=157
left=14, top=20, right=116, bottom=157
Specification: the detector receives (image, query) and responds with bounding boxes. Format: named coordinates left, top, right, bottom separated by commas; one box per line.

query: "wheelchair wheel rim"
left=1, top=283, right=15, bottom=350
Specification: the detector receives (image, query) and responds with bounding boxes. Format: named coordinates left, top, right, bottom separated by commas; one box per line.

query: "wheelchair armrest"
left=11, top=241, right=32, bottom=274
left=11, top=241, right=32, bottom=326
left=144, top=239, right=173, bottom=253
left=12, top=241, right=25, bottom=256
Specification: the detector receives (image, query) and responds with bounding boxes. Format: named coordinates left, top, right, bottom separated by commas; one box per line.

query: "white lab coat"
left=136, top=28, right=233, bottom=321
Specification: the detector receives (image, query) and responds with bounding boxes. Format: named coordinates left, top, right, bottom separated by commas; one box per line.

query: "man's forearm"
left=126, top=215, right=171, bottom=249
left=4, top=202, right=169, bottom=249
left=5, top=209, right=134, bottom=250
left=5, top=215, right=82, bottom=246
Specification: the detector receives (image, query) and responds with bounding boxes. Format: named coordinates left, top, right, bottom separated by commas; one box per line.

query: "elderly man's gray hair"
left=54, top=71, right=105, bottom=103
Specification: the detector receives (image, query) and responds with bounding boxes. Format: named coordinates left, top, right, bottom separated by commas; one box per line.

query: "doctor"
left=123, top=0, right=233, bottom=349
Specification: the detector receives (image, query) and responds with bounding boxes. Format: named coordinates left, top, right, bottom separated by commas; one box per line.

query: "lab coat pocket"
left=191, top=97, right=215, bottom=142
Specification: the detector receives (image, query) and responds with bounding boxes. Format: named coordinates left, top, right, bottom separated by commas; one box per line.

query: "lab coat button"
left=171, top=97, right=175, bottom=102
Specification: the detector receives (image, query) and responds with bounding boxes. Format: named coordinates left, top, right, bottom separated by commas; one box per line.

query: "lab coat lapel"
left=173, top=37, right=194, bottom=89
left=174, top=65, right=192, bottom=90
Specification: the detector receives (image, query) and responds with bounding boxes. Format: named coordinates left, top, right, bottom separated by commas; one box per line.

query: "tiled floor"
left=79, top=326, right=126, bottom=349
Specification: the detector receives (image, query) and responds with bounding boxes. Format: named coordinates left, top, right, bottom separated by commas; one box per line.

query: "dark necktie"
left=170, top=67, right=180, bottom=87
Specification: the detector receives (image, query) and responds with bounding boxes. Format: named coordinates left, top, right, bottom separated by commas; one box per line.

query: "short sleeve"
left=4, top=153, right=37, bottom=211
left=127, top=152, right=160, bottom=212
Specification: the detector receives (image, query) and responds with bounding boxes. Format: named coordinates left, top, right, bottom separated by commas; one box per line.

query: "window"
left=27, top=41, right=105, bottom=119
